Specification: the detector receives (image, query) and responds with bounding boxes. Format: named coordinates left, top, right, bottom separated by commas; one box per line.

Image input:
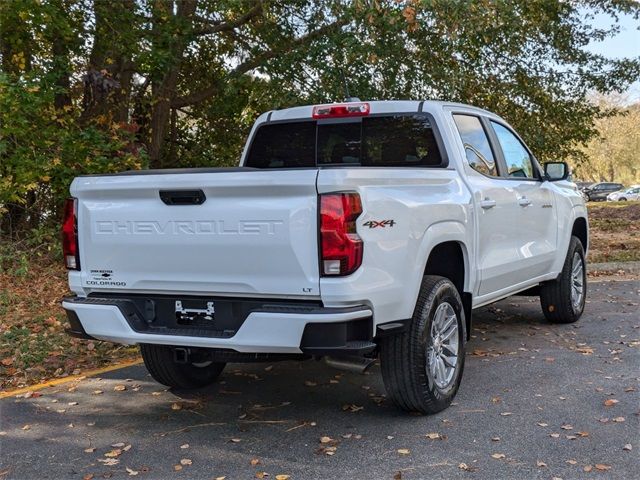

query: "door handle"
left=159, top=189, right=206, bottom=205
left=480, top=198, right=496, bottom=209
left=518, top=196, right=532, bottom=207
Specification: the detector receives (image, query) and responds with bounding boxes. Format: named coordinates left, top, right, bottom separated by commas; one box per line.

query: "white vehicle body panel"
left=71, top=169, right=320, bottom=298
left=66, top=100, right=588, bottom=352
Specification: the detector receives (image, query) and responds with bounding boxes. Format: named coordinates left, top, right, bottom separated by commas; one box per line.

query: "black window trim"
left=451, top=112, right=503, bottom=179
left=485, top=119, right=545, bottom=182
left=245, top=111, right=450, bottom=169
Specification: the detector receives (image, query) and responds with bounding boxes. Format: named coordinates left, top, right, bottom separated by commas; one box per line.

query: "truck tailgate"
left=71, top=169, right=320, bottom=298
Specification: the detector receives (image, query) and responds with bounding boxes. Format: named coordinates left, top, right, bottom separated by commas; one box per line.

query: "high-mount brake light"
left=312, top=103, right=370, bottom=119
left=62, top=197, right=80, bottom=270
left=320, top=192, right=363, bottom=276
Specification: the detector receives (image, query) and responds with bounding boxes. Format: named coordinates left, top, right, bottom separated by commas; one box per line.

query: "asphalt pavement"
left=1, top=277, right=638, bottom=480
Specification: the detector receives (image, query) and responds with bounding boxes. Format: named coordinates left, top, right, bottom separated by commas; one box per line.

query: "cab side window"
left=490, top=122, right=535, bottom=179
left=452, top=114, right=498, bottom=177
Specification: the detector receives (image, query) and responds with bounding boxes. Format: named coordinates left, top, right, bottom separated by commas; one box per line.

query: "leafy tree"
left=1, top=0, right=639, bottom=239
left=572, top=97, right=640, bottom=184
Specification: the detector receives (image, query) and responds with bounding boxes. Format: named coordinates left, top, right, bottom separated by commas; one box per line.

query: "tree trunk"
left=147, top=0, right=196, bottom=168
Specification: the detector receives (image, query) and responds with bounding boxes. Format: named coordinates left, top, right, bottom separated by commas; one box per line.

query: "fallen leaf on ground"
left=604, top=399, right=619, bottom=406
left=98, top=458, right=119, bottom=466
left=180, top=444, right=189, bottom=449
left=111, top=443, right=125, bottom=448
left=275, top=476, right=289, bottom=480
left=491, top=437, right=500, bottom=442
left=561, top=424, right=573, bottom=430
left=104, top=449, right=122, bottom=458
left=173, top=465, right=182, bottom=471
left=250, top=459, right=260, bottom=466
left=491, top=453, right=505, bottom=459
left=500, top=412, right=512, bottom=416
left=550, top=433, right=560, bottom=438
left=425, top=433, right=441, bottom=439
left=537, top=460, right=547, bottom=468
left=584, top=465, right=593, bottom=472
left=84, top=447, right=96, bottom=453
left=320, top=436, right=333, bottom=444
left=21, top=425, right=31, bottom=430
left=180, top=459, right=192, bottom=466
left=397, top=449, right=410, bottom=455
left=125, top=467, right=138, bottom=476
left=566, top=460, right=577, bottom=465
left=595, top=464, right=611, bottom=471
left=613, top=416, right=625, bottom=422
left=230, top=438, right=241, bottom=443
left=537, top=422, right=548, bottom=427
left=304, top=381, right=317, bottom=387
left=114, top=385, right=126, bottom=392
left=623, top=444, right=632, bottom=451
left=342, top=404, right=364, bottom=412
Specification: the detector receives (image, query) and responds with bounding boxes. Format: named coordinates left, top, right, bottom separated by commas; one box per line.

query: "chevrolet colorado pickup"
left=62, top=100, right=588, bottom=414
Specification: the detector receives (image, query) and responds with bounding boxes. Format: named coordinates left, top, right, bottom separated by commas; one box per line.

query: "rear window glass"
left=246, top=115, right=444, bottom=168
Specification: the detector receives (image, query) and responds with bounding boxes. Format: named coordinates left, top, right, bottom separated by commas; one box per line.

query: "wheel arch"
left=421, top=237, right=472, bottom=340
left=571, top=216, right=588, bottom=254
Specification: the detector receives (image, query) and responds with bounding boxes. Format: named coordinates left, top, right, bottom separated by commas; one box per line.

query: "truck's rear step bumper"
left=62, top=296, right=373, bottom=355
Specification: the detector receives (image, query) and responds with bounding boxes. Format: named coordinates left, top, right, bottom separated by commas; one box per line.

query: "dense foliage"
left=573, top=99, right=640, bottom=185
left=1, top=0, right=639, bottom=239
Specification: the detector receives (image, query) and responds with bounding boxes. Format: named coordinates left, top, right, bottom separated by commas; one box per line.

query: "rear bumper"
left=62, top=296, right=373, bottom=355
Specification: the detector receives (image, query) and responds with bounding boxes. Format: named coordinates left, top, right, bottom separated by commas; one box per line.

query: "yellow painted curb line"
left=0, top=358, right=143, bottom=399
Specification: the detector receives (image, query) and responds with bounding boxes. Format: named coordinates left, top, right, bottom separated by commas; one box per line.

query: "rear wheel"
left=620, top=197, right=627, bottom=201
left=540, top=236, right=586, bottom=324
left=140, top=344, right=225, bottom=389
left=380, top=275, right=466, bottom=414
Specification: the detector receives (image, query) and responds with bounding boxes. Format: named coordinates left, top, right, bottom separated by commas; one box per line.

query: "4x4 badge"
left=363, top=220, right=396, bottom=228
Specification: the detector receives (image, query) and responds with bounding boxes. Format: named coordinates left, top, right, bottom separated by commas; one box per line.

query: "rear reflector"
left=320, top=192, right=363, bottom=276
left=62, top=197, right=80, bottom=270
left=312, top=103, right=370, bottom=119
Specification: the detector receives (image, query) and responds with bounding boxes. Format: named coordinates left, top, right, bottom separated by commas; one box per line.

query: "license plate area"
left=175, top=300, right=215, bottom=326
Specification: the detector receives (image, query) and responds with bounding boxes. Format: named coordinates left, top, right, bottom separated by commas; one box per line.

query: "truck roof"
left=261, top=100, right=504, bottom=124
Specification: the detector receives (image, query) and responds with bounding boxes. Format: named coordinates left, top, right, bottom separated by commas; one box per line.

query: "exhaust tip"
left=324, top=356, right=376, bottom=374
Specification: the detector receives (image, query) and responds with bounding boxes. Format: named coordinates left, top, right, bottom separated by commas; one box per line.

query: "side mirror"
left=544, top=161, right=569, bottom=181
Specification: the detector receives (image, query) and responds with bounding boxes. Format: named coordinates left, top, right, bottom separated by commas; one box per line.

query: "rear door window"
left=452, top=114, right=498, bottom=177
left=246, top=114, right=444, bottom=168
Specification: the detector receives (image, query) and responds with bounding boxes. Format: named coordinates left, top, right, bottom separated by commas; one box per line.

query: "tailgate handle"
left=159, top=189, right=206, bottom=206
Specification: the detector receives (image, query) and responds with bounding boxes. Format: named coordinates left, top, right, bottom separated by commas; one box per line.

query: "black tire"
left=540, top=236, right=586, bottom=324
left=380, top=275, right=466, bottom=414
left=140, top=344, right=225, bottom=389
left=620, top=197, right=627, bottom=201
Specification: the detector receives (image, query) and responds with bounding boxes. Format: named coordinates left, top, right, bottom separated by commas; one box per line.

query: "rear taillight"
left=312, top=102, right=370, bottom=119
left=320, top=192, right=363, bottom=276
left=62, top=197, right=80, bottom=270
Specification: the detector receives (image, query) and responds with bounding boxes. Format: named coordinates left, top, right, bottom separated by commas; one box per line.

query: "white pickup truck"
left=62, top=100, right=588, bottom=414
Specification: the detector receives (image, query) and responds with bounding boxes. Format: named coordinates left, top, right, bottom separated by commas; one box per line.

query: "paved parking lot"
left=1, top=277, right=638, bottom=480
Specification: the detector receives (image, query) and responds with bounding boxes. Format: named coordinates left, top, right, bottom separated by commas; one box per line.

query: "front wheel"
left=380, top=275, right=466, bottom=414
left=140, top=344, right=225, bottom=389
left=540, top=236, right=586, bottom=323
